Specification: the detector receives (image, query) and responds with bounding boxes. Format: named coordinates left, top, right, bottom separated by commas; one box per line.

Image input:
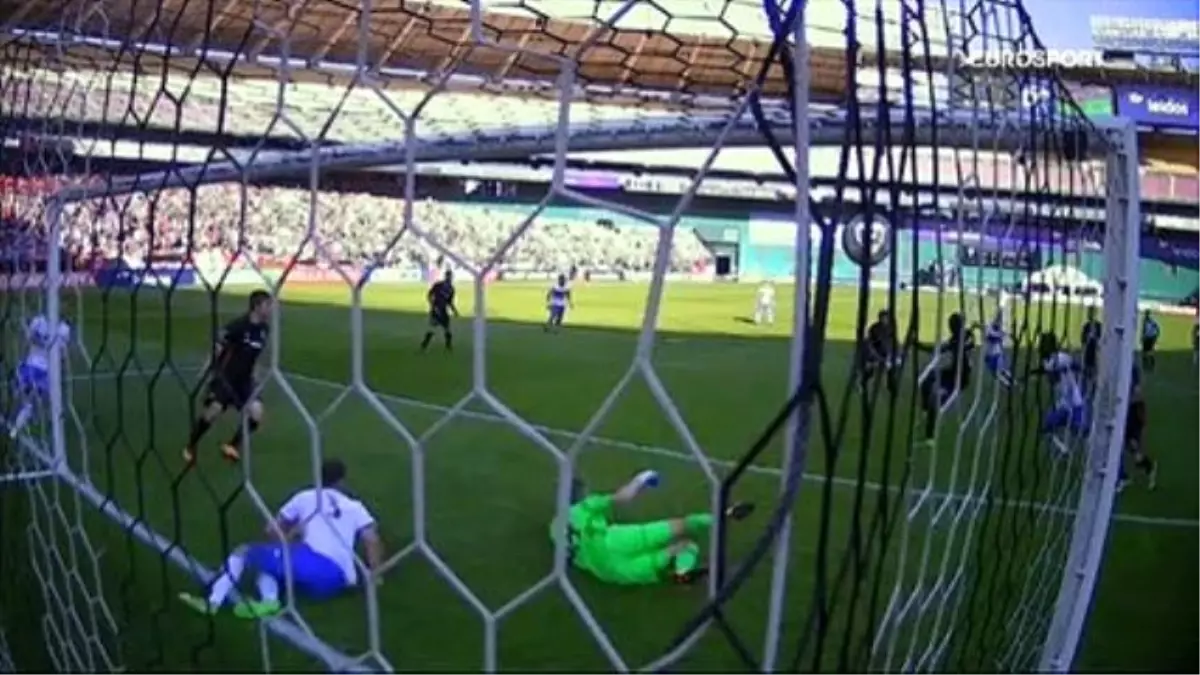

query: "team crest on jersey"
left=841, top=213, right=893, bottom=268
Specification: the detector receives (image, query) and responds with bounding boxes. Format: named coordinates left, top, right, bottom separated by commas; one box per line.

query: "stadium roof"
left=3, top=0, right=1194, bottom=105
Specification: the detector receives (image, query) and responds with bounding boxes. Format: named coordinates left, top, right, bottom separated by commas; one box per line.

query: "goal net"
left=0, top=0, right=1141, bottom=672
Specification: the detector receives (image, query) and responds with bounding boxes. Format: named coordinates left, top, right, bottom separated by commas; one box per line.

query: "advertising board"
left=1114, top=85, right=1199, bottom=129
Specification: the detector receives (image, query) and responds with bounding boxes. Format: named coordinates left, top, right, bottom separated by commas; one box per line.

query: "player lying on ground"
left=1117, top=362, right=1157, bottom=491
left=754, top=281, right=776, bottom=325
left=184, top=290, right=272, bottom=464
left=552, top=470, right=755, bottom=585
left=178, top=459, right=383, bottom=619
left=420, top=269, right=459, bottom=352
left=7, top=314, right=71, bottom=439
left=1027, top=332, right=1089, bottom=456
left=545, top=273, right=574, bottom=333
left=859, top=310, right=899, bottom=392
left=915, top=313, right=976, bottom=442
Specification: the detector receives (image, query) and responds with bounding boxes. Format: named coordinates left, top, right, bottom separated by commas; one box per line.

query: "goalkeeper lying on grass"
left=554, top=470, right=755, bottom=585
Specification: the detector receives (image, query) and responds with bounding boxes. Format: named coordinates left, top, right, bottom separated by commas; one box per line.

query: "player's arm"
left=566, top=288, right=574, bottom=309
left=352, top=505, right=384, bottom=584
left=201, top=320, right=238, bottom=380
left=265, top=495, right=303, bottom=542
left=447, top=291, right=460, bottom=317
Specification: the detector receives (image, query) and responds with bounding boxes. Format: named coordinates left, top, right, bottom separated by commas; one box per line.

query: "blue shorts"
left=244, top=543, right=349, bottom=600
left=14, top=363, right=49, bottom=397
left=548, top=305, right=565, bottom=323
left=1043, top=405, right=1088, bottom=435
left=984, top=353, right=1006, bottom=373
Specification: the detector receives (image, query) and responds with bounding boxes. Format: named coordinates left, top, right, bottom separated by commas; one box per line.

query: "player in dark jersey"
left=1117, top=362, right=1156, bottom=492
left=1079, top=308, right=1102, bottom=391
left=183, top=290, right=272, bottom=465
left=420, top=269, right=459, bottom=352
left=916, top=313, right=976, bottom=442
left=1140, top=310, right=1160, bottom=372
left=859, top=310, right=898, bottom=392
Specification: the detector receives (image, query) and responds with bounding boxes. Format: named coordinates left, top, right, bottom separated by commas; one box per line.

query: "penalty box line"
left=67, top=367, right=1199, bottom=531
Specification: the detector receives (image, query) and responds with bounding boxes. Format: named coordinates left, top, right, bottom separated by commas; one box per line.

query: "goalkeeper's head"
left=947, top=312, right=966, bottom=336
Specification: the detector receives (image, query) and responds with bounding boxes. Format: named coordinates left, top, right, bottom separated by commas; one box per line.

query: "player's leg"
left=222, top=396, right=263, bottom=461
left=1124, top=401, right=1156, bottom=489
left=178, top=542, right=281, bottom=614
left=604, top=539, right=703, bottom=586
left=233, top=544, right=349, bottom=619
left=1140, top=338, right=1154, bottom=371
left=440, top=313, right=453, bottom=350
left=183, top=384, right=230, bottom=463
left=1041, top=406, right=1071, bottom=456
left=7, top=364, right=46, bottom=439
left=918, top=376, right=940, bottom=442
left=419, top=312, right=440, bottom=351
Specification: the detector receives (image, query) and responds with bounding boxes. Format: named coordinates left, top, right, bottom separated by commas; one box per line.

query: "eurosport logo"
left=957, top=50, right=1108, bottom=70
left=1115, top=85, right=1199, bottom=129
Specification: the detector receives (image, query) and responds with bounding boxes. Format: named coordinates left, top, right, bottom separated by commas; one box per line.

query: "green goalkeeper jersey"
left=550, top=494, right=615, bottom=571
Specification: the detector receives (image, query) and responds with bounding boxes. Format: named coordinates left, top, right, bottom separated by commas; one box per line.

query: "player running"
left=1117, top=362, right=1157, bottom=492
left=1140, top=310, right=1160, bottom=372
left=553, top=471, right=755, bottom=586
left=6, top=314, right=71, bottom=440
left=183, top=290, right=272, bottom=464
left=419, top=269, right=459, bottom=352
left=544, top=273, right=573, bottom=333
left=980, top=307, right=1013, bottom=387
left=1029, top=333, right=1088, bottom=456
left=1079, top=307, right=1102, bottom=390
left=860, top=310, right=898, bottom=392
left=177, top=458, right=383, bottom=618
left=915, top=313, right=976, bottom=442
left=753, top=281, right=776, bottom=326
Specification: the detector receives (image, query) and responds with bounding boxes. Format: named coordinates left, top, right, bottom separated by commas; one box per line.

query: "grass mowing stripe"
left=74, top=364, right=1188, bottom=531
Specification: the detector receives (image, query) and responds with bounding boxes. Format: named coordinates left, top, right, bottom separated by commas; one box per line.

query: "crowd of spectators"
left=1, top=178, right=711, bottom=275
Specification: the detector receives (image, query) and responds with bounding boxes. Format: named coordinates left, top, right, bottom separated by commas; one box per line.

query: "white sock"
left=208, top=551, right=246, bottom=606
left=9, top=402, right=33, bottom=438
left=255, top=573, right=280, bottom=603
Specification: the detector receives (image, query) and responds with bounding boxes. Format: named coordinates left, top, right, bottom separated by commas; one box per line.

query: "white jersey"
left=984, top=321, right=1005, bottom=357
left=23, top=315, right=71, bottom=371
left=548, top=283, right=570, bottom=308
left=757, top=284, right=776, bottom=306
left=1043, top=351, right=1084, bottom=409
left=277, top=487, right=376, bottom=585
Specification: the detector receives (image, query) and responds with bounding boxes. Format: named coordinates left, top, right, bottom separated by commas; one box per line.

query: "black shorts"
left=204, top=376, right=255, bottom=411
left=1124, top=401, right=1146, bottom=444
left=429, top=310, right=450, bottom=329
left=1142, top=337, right=1158, bottom=353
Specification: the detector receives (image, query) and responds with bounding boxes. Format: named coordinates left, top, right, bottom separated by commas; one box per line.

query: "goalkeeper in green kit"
left=552, top=470, right=755, bottom=585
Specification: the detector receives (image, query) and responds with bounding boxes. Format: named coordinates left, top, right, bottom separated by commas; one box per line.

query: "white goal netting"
left=0, top=0, right=1140, bottom=672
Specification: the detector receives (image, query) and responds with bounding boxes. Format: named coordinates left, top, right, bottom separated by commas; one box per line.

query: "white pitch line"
left=65, top=367, right=1199, bottom=530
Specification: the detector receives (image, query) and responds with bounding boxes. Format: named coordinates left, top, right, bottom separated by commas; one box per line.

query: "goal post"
left=1, top=0, right=1149, bottom=672
left=1038, top=117, right=1142, bottom=674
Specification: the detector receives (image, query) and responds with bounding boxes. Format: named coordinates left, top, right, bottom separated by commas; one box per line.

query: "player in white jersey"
left=981, top=307, right=1012, bottom=387
left=753, top=281, right=776, bottom=325
left=544, top=273, right=573, bottom=333
left=177, top=459, right=384, bottom=619
left=8, top=314, right=71, bottom=439
left=1031, top=333, right=1088, bottom=455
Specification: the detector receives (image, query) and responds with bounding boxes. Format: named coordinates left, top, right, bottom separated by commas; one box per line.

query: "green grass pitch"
left=1, top=281, right=1196, bottom=672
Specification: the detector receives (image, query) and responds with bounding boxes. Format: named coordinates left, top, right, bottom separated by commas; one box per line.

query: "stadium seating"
left=2, top=177, right=710, bottom=275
